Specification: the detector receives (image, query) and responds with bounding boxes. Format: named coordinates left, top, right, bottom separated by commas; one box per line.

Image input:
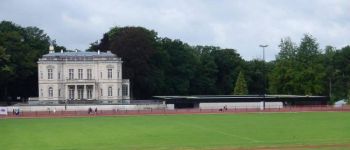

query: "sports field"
left=1, top=112, right=350, bottom=150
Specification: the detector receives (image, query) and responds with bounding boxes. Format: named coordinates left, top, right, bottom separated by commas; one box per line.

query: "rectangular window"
left=58, top=72, right=60, bottom=80
left=118, top=88, right=120, bottom=96
left=69, top=88, right=74, bottom=99
left=78, top=69, right=83, bottom=79
left=100, top=89, right=103, bottom=96
left=58, top=89, right=61, bottom=97
left=78, top=88, right=83, bottom=100
left=108, top=87, right=112, bottom=96
left=49, top=87, right=53, bottom=97
left=122, top=85, right=128, bottom=96
left=87, top=88, right=92, bottom=99
left=48, top=69, right=53, bottom=79
left=69, top=69, right=74, bottom=79
left=117, top=70, right=120, bottom=79
left=108, top=69, right=112, bottom=79
left=87, top=69, right=92, bottom=79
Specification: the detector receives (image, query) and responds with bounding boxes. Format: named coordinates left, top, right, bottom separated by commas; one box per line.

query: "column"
left=74, top=85, right=78, bottom=100
left=65, top=85, right=69, bottom=100
left=127, top=83, right=130, bottom=97
left=92, top=85, right=96, bottom=100
left=83, top=85, right=86, bottom=99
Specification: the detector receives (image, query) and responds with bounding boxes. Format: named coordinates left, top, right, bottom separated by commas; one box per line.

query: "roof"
left=154, top=95, right=327, bottom=100
left=43, top=51, right=116, bottom=57
left=335, top=100, right=347, bottom=105
left=153, top=95, right=329, bottom=104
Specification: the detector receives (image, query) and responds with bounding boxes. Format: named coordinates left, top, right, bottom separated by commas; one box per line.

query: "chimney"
left=49, top=45, right=54, bottom=53
left=98, top=50, right=100, bottom=55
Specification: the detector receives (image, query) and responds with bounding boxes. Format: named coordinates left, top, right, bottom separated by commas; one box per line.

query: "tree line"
left=1, top=20, right=349, bottom=104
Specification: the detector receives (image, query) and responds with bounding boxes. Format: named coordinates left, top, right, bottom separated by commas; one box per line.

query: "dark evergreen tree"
left=233, top=71, right=248, bottom=95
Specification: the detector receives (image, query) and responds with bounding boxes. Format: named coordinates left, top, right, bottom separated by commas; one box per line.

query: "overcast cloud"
left=1, top=0, right=349, bottom=60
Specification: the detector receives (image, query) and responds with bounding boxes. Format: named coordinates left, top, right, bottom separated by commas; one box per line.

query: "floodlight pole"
left=259, top=45, right=268, bottom=110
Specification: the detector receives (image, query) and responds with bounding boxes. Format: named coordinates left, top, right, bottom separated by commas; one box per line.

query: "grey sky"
left=1, top=0, right=349, bottom=60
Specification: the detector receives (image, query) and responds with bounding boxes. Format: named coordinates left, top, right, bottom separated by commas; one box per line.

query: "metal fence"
left=2, top=105, right=349, bottom=118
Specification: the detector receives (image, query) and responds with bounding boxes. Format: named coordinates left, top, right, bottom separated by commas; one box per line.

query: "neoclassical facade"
left=38, top=46, right=130, bottom=102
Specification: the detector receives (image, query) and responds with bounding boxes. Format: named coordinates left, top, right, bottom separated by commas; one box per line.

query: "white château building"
left=37, top=46, right=130, bottom=102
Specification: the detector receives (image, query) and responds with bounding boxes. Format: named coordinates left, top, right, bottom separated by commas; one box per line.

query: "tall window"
left=108, top=87, right=112, bottom=96
left=100, top=88, right=103, bottom=96
left=48, top=87, right=53, bottom=97
left=117, top=70, right=120, bottom=79
left=58, top=72, right=60, bottom=80
left=122, top=85, right=128, bottom=96
left=118, top=88, right=120, bottom=96
left=78, top=69, right=83, bottom=79
left=87, top=88, right=92, bottom=99
left=108, top=69, right=112, bottom=79
left=40, top=72, right=43, bottom=79
left=78, top=88, right=83, bottom=100
left=69, top=88, right=74, bottom=99
left=48, top=69, right=53, bottom=79
left=58, top=89, right=61, bottom=97
left=87, top=69, right=92, bottom=79
left=69, top=69, right=74, bottom=79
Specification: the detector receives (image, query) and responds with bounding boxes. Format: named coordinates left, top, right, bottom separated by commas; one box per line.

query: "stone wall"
left=199, top=102, right=283, bottom=109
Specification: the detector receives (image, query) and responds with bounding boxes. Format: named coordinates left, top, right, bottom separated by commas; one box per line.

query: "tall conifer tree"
left=234, top=71, right=248, bottom=95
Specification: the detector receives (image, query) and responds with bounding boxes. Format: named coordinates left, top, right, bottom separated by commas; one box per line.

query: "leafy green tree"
left=212, top=49, right=243, bottom=94
left=244, top=59, right=265, bottom=95
left=332, top=46, right=350, bottom=101
left=323, top=46, right=337, bottom=101
left=94, top=26, right=159, bottom=99
left=269, top=37, right=298, bottom=94
left=158, top=38, right=199, bottom=95
left=0, top=46, right=13, bottom=100
left=233, top=71, right=248, bottom=95
left=0, top=46, right=10, bottom=71
left=270, top=34, right=325, bottom=95
left=190, top=46, right=219, bottom=94
left=296, top=34, right=325, bottom=95
left=0, top=21, right=63, bottom=102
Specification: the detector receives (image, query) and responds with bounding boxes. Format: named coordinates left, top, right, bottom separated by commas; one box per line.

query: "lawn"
left=1, top=112, right=350, bottom=150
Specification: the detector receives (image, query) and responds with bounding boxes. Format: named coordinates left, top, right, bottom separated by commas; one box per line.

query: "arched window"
left=48, top=87, right=53, bottom=97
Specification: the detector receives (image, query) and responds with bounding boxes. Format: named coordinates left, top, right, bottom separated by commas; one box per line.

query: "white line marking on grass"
left=267, top=137, right=350, bottom=145
left=176, top=122, right=262, bottom=143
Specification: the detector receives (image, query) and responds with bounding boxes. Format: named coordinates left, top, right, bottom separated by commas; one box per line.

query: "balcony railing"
left=65, top=78, right=96, bottom=83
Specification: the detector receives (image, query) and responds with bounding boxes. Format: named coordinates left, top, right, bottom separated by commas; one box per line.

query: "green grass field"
left=1, top=112, right=350, bottom=150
